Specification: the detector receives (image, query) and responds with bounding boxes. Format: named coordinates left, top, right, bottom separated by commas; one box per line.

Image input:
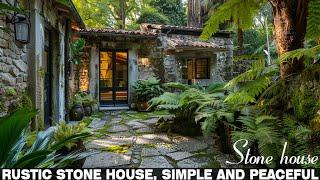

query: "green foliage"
left=150, top=0, right=187, bottom=26
left=0, top=109, right=93, bottom=168
left=74, top=0, right=148, bottom=28
left=201, top=0, right=266, bottom=40
left=150, top=82, right=233, bottom=136
left=70, top=38, right=85, bottom=65
left=279, top=45, right=320, bottom=64
left=306, top=0, right=320, bottom=40
left=0, top=108, right=37, bottom=166
left=71, top=91, right=96, bottom=107
left=232, top=113, right=281, bottom=168
left=137, top=8, right=169, bottom=25
left=53, top=121, right=92, bottom=150
left=133, top=77, right=164, bottom=102
left=225, top=56, right=278, bottom=108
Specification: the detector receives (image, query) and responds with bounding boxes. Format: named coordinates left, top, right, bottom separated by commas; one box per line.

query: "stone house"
left=0, top=0, right=84, bottom=129
left=77, top=23, right=233, bottom=109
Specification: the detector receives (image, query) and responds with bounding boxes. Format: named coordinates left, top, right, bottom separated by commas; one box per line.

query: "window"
left=187, top=58, right=210, bottom=79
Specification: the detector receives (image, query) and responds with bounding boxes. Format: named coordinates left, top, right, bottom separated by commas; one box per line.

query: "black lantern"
left=5, top=0, right=30, bottom=44
left=13, top=14, right=30, bottom=43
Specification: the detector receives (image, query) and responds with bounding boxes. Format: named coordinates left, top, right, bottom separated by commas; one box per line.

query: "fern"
left=163, top=82, right=190, bottom=91
left=306, top=0, right=320, bottom=40
left=201, top=0, right=267, bottom=40
left=232, top=113, right=281, bottom=168
left=279, top=45, right=320, bottom=64
left=225, top=57, right=278, bottom=108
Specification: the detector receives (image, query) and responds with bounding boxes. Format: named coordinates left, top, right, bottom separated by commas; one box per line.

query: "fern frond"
left=164, top=82, right=190, bottom=91
left=201, top=0, right=267, bottom=39
left=278, top=45, right=320, bottom=64
left=306, top=0, right=320, bottom=40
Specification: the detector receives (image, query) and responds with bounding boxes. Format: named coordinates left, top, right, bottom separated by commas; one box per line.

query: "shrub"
left=133, top=77, right=164, bottom=102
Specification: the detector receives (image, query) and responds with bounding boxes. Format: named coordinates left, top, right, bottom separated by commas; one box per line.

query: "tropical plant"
left=224, top=55, right=278, bottom=109
left=0, top=108, right=94, bottom=168
left=232, top=113, right=281, bottom=168
left=150, top=0, right=187, bottom=26
left=133, top=77, right=164, bottom=102
left=137, top=8, right=170, bottom=25
left=70, top=38, right=85, bottom=65
left=202, top=0, right=320, bottom=78
left=53, top=121, right=92, bottom=151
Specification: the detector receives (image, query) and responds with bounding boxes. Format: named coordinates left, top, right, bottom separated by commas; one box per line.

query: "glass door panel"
left=99, top=51, right=128, bottom=106
left=100, top=52, right=113, bottom=104
left=115, top=52, right=128, bottom=103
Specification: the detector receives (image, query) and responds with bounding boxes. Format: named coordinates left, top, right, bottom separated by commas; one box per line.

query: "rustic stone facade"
left=0, top=0, right=84, bottom=128
left=0, top=13, right=28, bottom=117
left=78, top=25, right=233, bottom=108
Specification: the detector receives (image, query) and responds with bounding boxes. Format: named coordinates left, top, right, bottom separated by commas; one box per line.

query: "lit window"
left=187, top=58, right=210, bottom=79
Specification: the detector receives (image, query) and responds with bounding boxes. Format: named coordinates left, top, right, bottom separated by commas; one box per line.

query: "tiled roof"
left=141, top=23, right=203, bottom=32
left=79, top=28, right=158, bottom=38
left=167, top=37, right=225, bottom=50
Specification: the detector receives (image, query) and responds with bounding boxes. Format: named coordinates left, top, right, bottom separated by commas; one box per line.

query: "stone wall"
left=0, top=13, right=28, bottom=117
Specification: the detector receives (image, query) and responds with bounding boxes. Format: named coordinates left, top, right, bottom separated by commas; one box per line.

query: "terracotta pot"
left=70, top=104, right=84, bottom=121
left=83, top=105, right=92, bottom=116
left=137, top=101, right=149, bottom=112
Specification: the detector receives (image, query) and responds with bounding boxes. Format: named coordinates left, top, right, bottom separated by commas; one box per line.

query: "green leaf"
left=0, top=108, right=37, bottom=165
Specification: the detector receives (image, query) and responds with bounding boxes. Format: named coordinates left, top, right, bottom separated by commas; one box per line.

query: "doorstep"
left=99, top=106, right=130, bottom=111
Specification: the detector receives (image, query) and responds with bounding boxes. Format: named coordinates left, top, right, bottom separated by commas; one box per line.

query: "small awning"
left=167, top=37, right=226, bottom=51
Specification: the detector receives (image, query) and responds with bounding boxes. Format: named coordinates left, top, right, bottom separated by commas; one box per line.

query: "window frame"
left=187, top=58, right=211, bottom=80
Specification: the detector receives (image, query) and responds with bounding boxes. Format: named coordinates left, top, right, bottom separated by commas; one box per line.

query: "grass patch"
left=143, top=143, right=156, bottom=148
left=91, top=112, right=105, bottom=118
left=103, top=144, right=132, bottom=154
left=203, top=159, right=221, bottom=168
left=94, top=124, right=112, bottom=138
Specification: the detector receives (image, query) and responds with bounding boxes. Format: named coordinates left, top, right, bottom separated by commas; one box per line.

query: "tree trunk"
left=237, top=27, right=244, bottom=55
left=269, top=0, right=309, bottom=78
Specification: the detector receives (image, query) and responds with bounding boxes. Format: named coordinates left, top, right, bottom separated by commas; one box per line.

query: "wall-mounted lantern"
left=5, top=0, right=30, bottom=44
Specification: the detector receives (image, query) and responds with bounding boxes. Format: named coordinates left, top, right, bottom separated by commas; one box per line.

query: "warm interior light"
left=140, top=57, right=150, bottom=67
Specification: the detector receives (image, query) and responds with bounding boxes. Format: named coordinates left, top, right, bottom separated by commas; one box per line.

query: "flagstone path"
left=82, top=111, right=232, bottom=168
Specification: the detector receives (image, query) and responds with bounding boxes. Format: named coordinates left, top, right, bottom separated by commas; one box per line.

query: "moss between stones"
left=94, top=124, right=112, bottom=138
left=103, top=144, right=132, bottom=154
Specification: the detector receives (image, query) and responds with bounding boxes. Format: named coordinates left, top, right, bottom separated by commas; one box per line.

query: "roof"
left=54, top=0, right=85, bottom=28
left=167, top=37, right=225, bottom=50
left=79, top=28, right=158, bottom=38
left=141, top=23, right=203, bottom=33
left=141, top=23, right=231, bottom=38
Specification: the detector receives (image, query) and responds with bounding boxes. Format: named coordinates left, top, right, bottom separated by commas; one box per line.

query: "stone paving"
left=83, top=111, right=219, bottom=168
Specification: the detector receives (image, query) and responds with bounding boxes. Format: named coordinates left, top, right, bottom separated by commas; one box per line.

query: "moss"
left=5, top=87, right=17, bottom=96
left=103, top=144, right=132, bottom=154
left=292, top=84, right=318, bottom=121
left=203, top=159, right=221, bottom=168
left=94, top=124, right=112, bottom=138
left=143, top=143, right=156, bottom=148
left=91, top=112, right=105, bottom=118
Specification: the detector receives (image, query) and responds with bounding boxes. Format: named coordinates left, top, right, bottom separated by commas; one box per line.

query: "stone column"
left=128, top=48, right=139, bottom=105
left=89, top=45, right=99, bottom=101
left=28, top=0, right=45, bottom=130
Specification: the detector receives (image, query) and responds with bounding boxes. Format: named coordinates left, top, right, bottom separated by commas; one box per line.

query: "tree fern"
left=224, top=57, right=278, bottom=108
left=232, top=113, right=281, bottom=168
left=201, top=0, right=267, bottom=40
left=279, top=45, right=320, bottom=64
left=306, top=0, right=320, bottom=40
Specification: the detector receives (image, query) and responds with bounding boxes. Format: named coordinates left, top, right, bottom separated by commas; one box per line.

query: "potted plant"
left=133, top=77, right=164, bottom=111
left=82, top=93, right=97, bottom=116
left=70, top=93, right=85, bottom=121
left=54, top=121, right=92, bottom=168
